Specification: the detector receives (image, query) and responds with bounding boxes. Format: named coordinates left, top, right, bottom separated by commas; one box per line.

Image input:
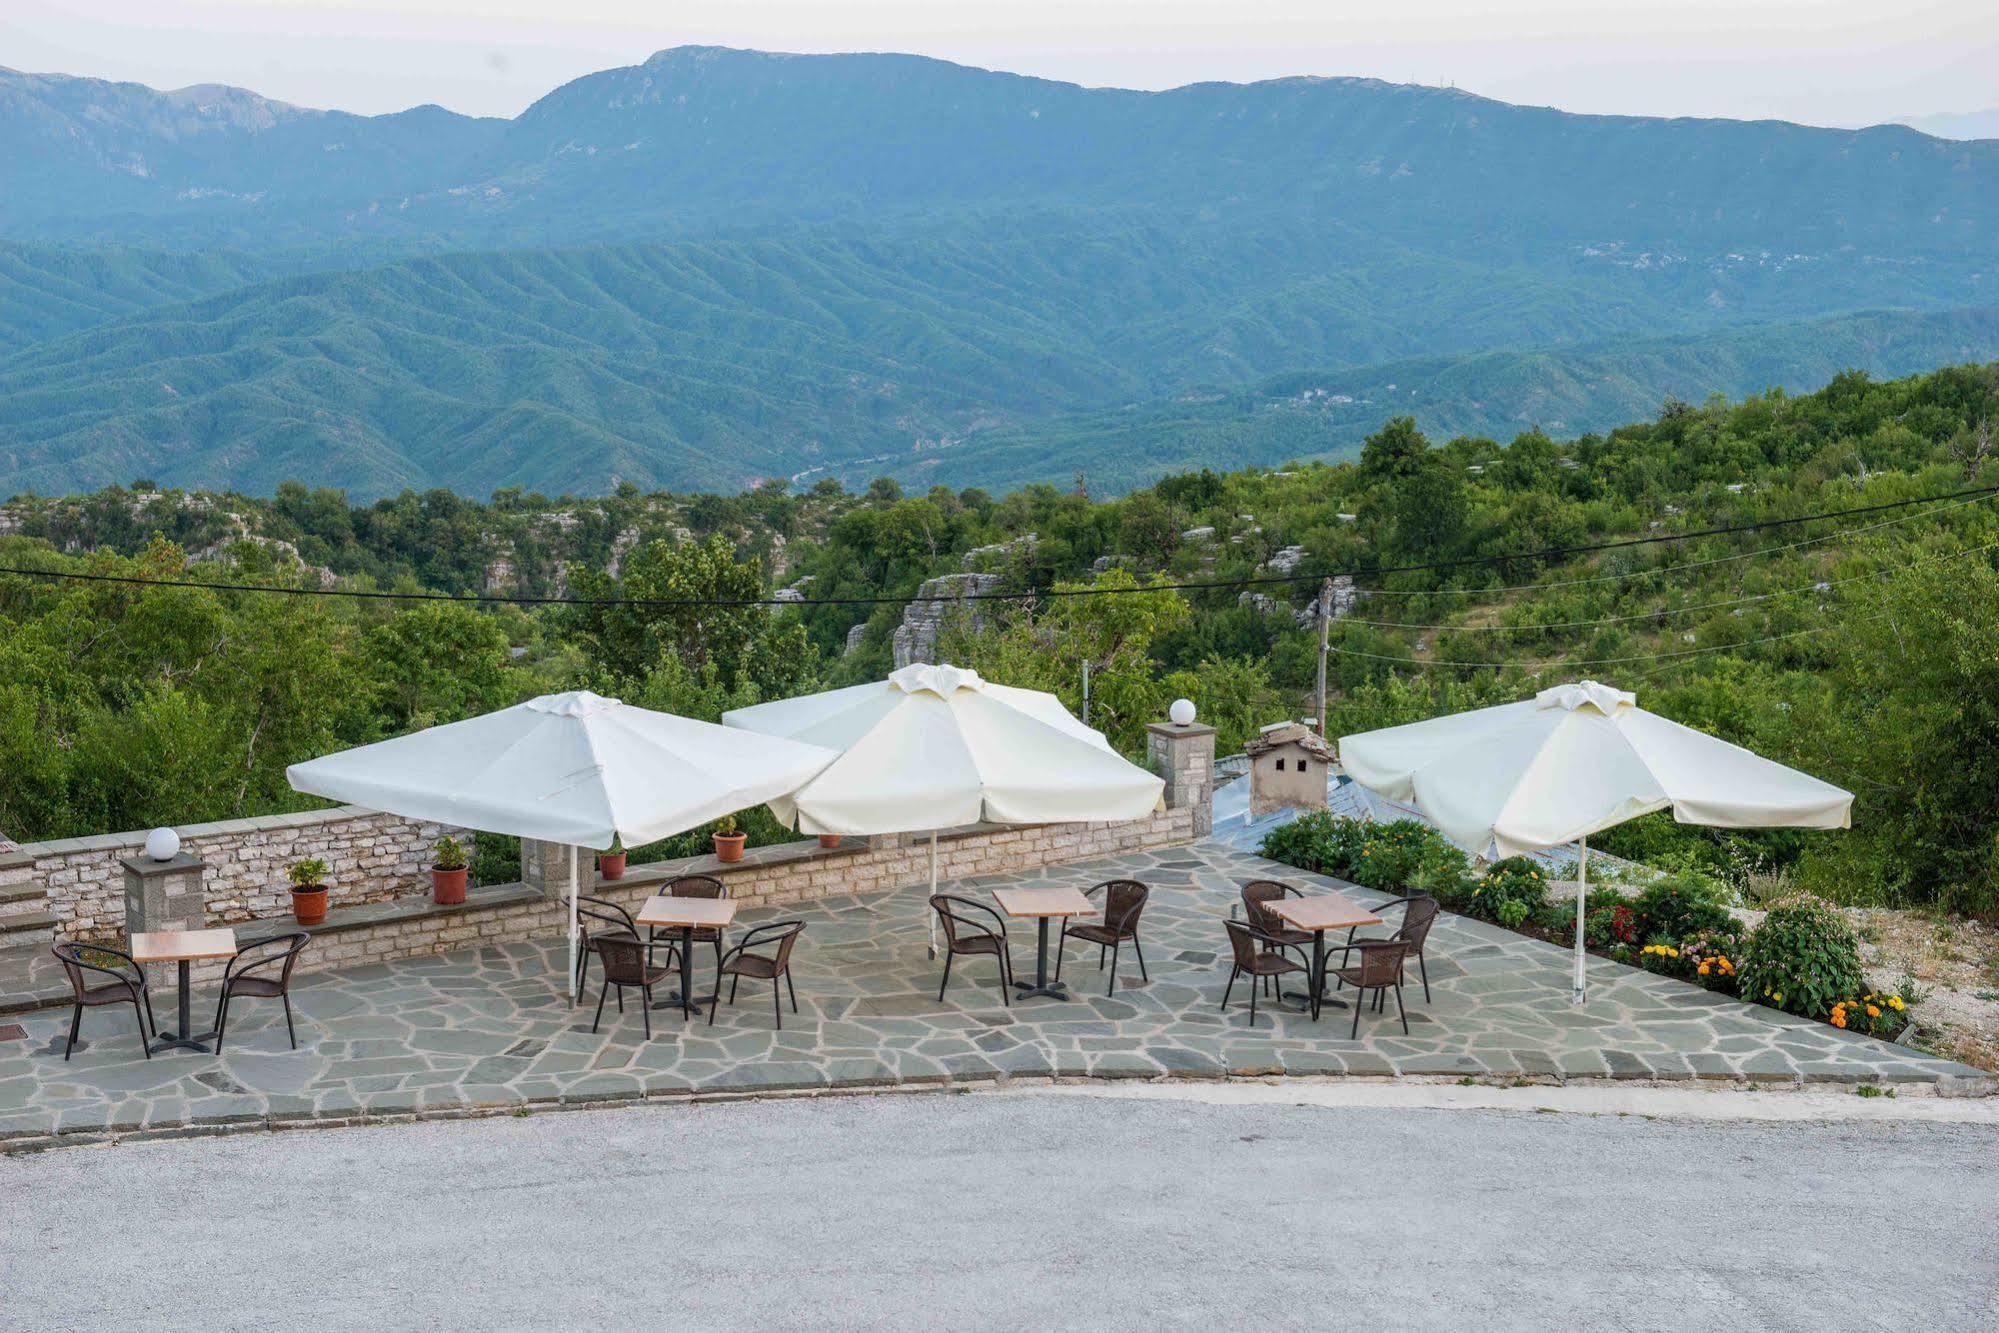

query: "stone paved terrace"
left=1, top=843, right=1986, bottom=1150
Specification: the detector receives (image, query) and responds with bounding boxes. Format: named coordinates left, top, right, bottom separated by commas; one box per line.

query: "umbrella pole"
left=1571, top=835, right=1588, bottom=1006
left=927, top=830, right=940, bottom=959
left=568, top=847, right=580, bottom=1002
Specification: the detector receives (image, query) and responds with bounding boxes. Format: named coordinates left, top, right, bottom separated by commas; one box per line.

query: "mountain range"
left=4, top=47, right=1998, bottom=498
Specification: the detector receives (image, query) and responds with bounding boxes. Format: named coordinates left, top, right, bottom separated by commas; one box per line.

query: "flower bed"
left=1260, top=814, right=1910, bottom=1041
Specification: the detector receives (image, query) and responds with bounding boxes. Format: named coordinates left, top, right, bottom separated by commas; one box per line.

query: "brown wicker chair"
left=708, top=921, right=806, bottom=1029
left=214, top=932, right=312, bottom=1052
left=51, top=942, right=156, bottom=1061
left=1239, top=880, right=1314, bottom=970
left=575, top=896, right=645, bottom=1005
left=653, top=875, right=728, bottom=981
left=590, top=936, right=679, bottom=1039
left=1221, top=920, right=1306, bottom=1028
left=1328, top=939, right=1411, bottom=1038
left=1056, top=879, right=1150, bottom=995
left=1343, top=894, right=1440, bottom=1002
left=931, top=894, right=1015, bottom=1006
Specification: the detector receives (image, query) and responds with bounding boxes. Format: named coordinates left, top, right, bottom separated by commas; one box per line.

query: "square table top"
left=636, top=896, right=739, bottom=930
left=1263, top=892, right=1382, bottom=935
left=993, top=885, right=1093, bottom=919
left=130, top=927, right=240, bottom=964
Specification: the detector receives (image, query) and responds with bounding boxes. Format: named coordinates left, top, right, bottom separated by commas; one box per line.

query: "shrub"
left=1469, top=856, right=1548, bottom=929
left=1259, top=815, right=1471, bottom=902
left=1630, top=872, right=1736, bottom=943
left=1680, top=929, right=1745, bottom=994
left=1258, top=810, right=1343, bottom=874
left=1739, top=896, right=1864, bottom=1019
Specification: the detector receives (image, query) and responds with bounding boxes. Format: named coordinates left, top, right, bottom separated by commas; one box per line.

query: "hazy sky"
left=8, top=0, right=1998, bottom=127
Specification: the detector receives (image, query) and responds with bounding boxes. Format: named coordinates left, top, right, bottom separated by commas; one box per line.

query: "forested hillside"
left=3, top=48, right=1996, bottom=497
left=3, top=364, right=1994, bottom=914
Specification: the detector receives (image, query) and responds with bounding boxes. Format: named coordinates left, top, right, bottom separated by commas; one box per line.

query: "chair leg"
left=996, top=954, right=1010, bottom=1007
left=641, top=984, right=653, bottom=1040
left=64, top=1004, right=80, bottom=1060
left=1418, top=952, right=1431, bottom=1003
left=131, top=999, right=152, bottom=1059
left=1106, top=941, right=1119, bottom=997
left=574, top=948, right=587, bottom=1005
left=1221, top=965, right=1238, bottom=1012
left=592, top=978, right=610, bottom=1033
left=1394, top=982, right=1408, bottom=1035
left=215, top=990, right=231, bottom=1053
left=772, top=978, right=783, bottom=1031
left=708, top=978, right=722, bottom=1026
left=730, top=973, right=741, bottom=1003
left=785, top=969, right=798, bottom=1013
left=938, top=951, right=954, bottom=1002
left=1054, top=928, right=1066, bottom=982
left=1133, top=936, right=1149, bottom=981
left=1350, top=990, right=1363, bottom=1040
left=142, top=988, right=158, bottom=1038
left=1248, top=979, right=1260, bottom=1028
left=282, top=993, right=298, bottom=1050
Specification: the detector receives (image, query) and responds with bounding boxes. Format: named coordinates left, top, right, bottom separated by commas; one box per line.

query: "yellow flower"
left=1890, top=996, right=1905, bottom=1011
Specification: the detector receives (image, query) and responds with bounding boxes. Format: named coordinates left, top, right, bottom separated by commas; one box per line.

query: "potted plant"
left=598, top=834, right=627, bottom=881
left=288, top=858, right=331, bottom=926
left=817, top=832, right=843, bottom=849
left=712, top=814, right=747, bottom=864
left=431, top=835, right=469, bottom=905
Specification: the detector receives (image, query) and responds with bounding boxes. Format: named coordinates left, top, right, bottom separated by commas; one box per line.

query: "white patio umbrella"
left=722, top=663, right=1165, bottom=952
left=287, top=691, right=837, bottom=995
left=1338, top=679, right=1852, bottom=1004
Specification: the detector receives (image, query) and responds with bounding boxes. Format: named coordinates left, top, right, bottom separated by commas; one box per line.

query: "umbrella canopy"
left=721, top=663, right=1164, bottom=836
left=724, top=663, right=1164, bottom=955
left=1339, top=679, right=1852, bottom=1002
left=289, top=691, right=839, bottom=850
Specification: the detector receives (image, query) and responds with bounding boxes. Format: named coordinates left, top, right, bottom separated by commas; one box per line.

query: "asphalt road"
left=2, top=1091, right=1994, bottom=1331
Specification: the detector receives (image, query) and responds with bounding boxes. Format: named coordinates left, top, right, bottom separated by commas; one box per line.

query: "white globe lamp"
left=143, top=827, right=181, bottom=862
left=1168, top=698, right=1197, bottom=728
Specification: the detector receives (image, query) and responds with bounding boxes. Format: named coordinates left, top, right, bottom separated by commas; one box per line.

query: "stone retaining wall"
left=20, top=807, right=471, bottom=940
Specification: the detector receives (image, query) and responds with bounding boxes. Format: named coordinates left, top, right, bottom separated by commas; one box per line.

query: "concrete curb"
left=6, top=1064, right=1992, bottom=1155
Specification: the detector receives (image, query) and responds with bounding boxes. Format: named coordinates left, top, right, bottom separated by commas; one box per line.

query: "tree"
left=1357, top=416, right=1431, bottom=489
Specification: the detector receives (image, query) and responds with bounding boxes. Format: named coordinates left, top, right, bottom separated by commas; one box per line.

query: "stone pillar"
left=122, top=852, right=207, bottom=986
left=1146, top=720, right=1217, bottom=839
left=520, top=839, right=584, bottom=906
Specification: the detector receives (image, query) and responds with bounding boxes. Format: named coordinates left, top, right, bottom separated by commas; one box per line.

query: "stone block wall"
left=20, top=807, right=472, bottom=940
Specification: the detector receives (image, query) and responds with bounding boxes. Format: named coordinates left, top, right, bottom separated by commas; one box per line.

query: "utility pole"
left=1314, top=576, right=1333, bottom=737
left=1081, top=659, right=1092, bottom=727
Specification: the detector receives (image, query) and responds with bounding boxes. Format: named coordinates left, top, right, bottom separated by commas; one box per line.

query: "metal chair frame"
left=930, top=894, right=1016, bottom=1006
left=1055, top=879, right=1151, bottom=996
left=1220, top=920, right=1307, bottom=1029
left=214, top=932, right=312, bottom=1052
left=1342, top=893, right=1439, bottom=1002
left=708, top=920, right=807, bottom=1029
left=590, top=935, right=680, bottom=1039
left=1328, top=938, right=1412, bottom=1039
left=51, top=941, right=156, bottom=1061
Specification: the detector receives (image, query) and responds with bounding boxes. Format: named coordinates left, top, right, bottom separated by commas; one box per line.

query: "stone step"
left=0, top=940, right=65, bottom=1015
left=0, top=911, right=57, bottom=938
left=0, top=881, right=44, bottom=905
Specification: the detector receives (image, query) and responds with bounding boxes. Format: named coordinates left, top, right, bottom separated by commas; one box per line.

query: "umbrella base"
left=1012, top=980, right=1072, bottom=1001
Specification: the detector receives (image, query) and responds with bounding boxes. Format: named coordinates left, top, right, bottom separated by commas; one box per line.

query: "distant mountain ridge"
left=3, top=47, right=1998, bottom=498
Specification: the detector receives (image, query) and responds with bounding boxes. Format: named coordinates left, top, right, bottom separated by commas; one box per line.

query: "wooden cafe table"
left=1262, top=890, right=1382, bottom=1021
left=636, top=894, right=739, bottom=1019
left=993, top=885, right=1093, bottom=1001
left=130, top=927, right=239, bottom=1054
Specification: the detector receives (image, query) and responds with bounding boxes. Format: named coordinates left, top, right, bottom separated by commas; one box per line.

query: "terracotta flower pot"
left=431, top=866, right=468, bottom=905
left=817, top=834, right=843, bottom=849
left=291, top=885, right=328, bottom=926
left=713, top=832, right=747, bottom=863
left=598, top=851, right=627, bottom=881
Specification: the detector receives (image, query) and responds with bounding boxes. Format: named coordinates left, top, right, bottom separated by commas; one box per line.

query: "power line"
left=0, top=482, right=1992, bottom=610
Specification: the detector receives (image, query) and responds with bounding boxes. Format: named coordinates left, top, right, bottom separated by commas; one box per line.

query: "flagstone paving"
left=0, top=842, right=1985, bottom=1149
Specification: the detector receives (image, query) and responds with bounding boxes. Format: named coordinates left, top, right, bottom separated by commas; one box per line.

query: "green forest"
left=2, top=361, right=1995, bottom=914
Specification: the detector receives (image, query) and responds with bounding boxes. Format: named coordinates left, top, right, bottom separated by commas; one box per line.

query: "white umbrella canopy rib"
left=1339, top=679, right=1852, bottom=1003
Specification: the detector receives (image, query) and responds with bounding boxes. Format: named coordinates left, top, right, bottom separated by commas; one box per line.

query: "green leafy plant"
left=1739, top=896, right=1864, bottom=1020
left=432, top=835, right=468, bottom=871
left=1830, top=990, right=1910, bottom=1038
left=1470, top=856, right=1548, bottom=929
left=714, top=813, right=740, bottom=838
left=287, top=857, right=330, bottom=888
